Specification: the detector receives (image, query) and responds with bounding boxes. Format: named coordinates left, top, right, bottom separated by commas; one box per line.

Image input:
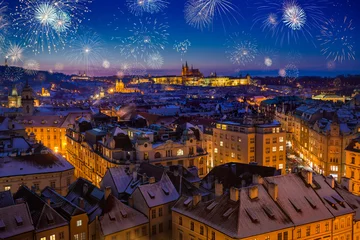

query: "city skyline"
left=1, top=0, right=359, bottom=77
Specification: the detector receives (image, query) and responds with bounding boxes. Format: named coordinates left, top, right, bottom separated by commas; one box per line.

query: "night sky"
left=4, top=0, right=360, bottom=77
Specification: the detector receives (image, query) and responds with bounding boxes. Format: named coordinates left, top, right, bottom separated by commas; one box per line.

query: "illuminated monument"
left=151, top=62, right=251, bottom=87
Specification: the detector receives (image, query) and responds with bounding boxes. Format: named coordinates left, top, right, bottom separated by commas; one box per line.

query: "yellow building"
left=172, top=170, right=356, bottom=240
left=114, top=79, right=140, bottom=93
left=19, top=113, right=91, bottom=155
left=212, top=120, right=286, bottom=172
left=312, top=94, right=346, bottom=103
left=345, top=138, right=360, bottom=194
left=40, top=87, right=51, bottom=97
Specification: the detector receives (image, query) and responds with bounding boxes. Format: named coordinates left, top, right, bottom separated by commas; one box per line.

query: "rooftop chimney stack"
left=301, top=170, right=313, bottom=185
left=215, top=180, right=223, bottom=197
left=326, top=176, right=335, bottom=189
left=249, top=185, right=259, bottom=200
left=230, top=187, right=240, bottom=202
left=105, top=186, right=111, bottom=200
left=252, top=174, right=263, bottom=185
left=128, top=196, right=134, bottom=207
left=193, top=194, right=201, bottom=206
left=79, top=197, right=85, bottom=209
left=268, top=182, right=278, bottom=201
left=149, top=176, right=155, bottom=184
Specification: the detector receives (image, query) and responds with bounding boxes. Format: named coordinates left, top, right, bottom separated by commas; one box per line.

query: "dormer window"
left=41, top=120, right=47, bottom=124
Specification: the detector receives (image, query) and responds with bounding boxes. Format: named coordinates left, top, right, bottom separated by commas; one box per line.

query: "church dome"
left=11, top=86, right=18, bottom=96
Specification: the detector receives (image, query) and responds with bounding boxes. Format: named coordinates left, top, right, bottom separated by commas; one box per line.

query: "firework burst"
left=173, top=39, right=191, bottom=60
left=282, top=2, right=306, bottom=30
left=118, top=17, right=169, bottom=60
left=117, top=62, right=147, bottom=78
left=226, top=32, right=258, bottom=66
left=12, top=0, right=92, bottom=54
left=318, top=16, right=355, bottom=62
left=255, top=48, right=279, bottom=69
left=280, top=64, right=299, bottom=83
left=4, top=67, right=24, bottom=82
left=6, top=43, right=24, bottom=65
left=126, top=0, right=169, bottom=16
left=146, top=52, right=164, bottom=69
left=253, top=0, right=328, bottom=45
left=23, top=59, right=40, bottom=75
left=68, top=31, right=103, bottom=75
left=184, top=0, right=240, bottom=30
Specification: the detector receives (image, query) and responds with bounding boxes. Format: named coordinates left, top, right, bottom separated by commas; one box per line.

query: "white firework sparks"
left=126, top=0, right=169, bottom=16
left=23, top=59, right=40, bottom=75
left=146, top=52, right=164, bottom=69
left=118, top=17, right=169, bottom=60
left=318, top=16, right=355, bottom=62
left=6, top=43, right=24, bottom=64
left=226, top=32, right=258, bottom=66
left=282, top=2, right=306, bottom=30
left=184, top=0, right=240, bottom=30
left=282, top=64, right=299, bottom=82
left=102, top=60, right=110, bottom=69
left=68, top=31, right=103, bottom=74
left=12, top=0, right=92, bottom=54
left=255, top=48, right=279, bottom=69
left=253, top=0, right=328, bottom=45
left=117, top=62, right=147, bottom=78
left=0, top=0, right=8, bottom=34
left=173, top=39, right=191, bottom=56
left=4, top=67, right=24, bottom=82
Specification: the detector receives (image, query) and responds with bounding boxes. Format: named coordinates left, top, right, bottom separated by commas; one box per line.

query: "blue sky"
left=4, top=0, right=360, bottom=77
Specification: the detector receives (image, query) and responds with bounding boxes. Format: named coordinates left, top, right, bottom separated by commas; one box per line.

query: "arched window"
left=155, top=152, right=161, bottom=159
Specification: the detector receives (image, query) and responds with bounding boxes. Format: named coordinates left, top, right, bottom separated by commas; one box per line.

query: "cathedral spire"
left=185, top=61, right=188, bottom=68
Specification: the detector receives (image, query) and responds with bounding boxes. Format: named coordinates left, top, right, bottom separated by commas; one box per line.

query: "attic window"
left=223, top=208, right=235, bottom=218
left=332, top=195, right=346, bottom=208
left=109, top=212, right=116, bottom=221
left=162, top=186, right=169, bottom=195
left=324, top=196, right=338, bottom=210
left=289, top=199, right=302, bottom=212
left=184, top=197, right=192, bottom=206
left=120, top=210, right=128, bottom=218
left=305, top=196, right=317, bottom=209
left=46, top=213, right=54, bottom=224
left=246, top=209, right=259, bottom=223
left=262, top=205, right=275, bottom=219
left=0, top=219, right=5, bottom=230
left=15, top=215, right=23, bottom=226
left=147, top=190, right=155, bottom=199
left=41, top=120, right=47, bottom=124
left=54, top=120, right=59, bottom=124
left=130, top=179, right=141, bottom=188
left=206, top=201, right=218, bottom=211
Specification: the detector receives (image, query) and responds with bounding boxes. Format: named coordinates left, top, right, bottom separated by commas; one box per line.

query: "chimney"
left=133, top=170, right=138, bottom=180
left=46, top=198, right=51, bottom=205
left=105, top=186, right=111, bottom=200
left=341, top=178, right=353, bottom=192
left=142, top=173, right=148, bottom=183
left=193, top=194, right=201, bottom=206
left=149, top=177, right=155, bottom=184
left=268, top=183, right=278, bottom=201
left=326, top=176, right=335, bottom=189
left=301, top=170, right=313, bottom=185
left=83, top=183, right=88, bottom=195
left=249, top=185, right=259, bottom=200
left=129, top=163, right=135, bottom=173
left=215, top=180, right=223, bottom=197
left=252, top=174, right=263, bottom=185
left=128, top=196, right=134, bottom=208
left=79, top=197, right=85, bottom=209
left=230, top=187, right=239, bottom=202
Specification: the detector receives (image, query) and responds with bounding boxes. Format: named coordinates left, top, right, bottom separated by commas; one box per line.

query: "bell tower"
left=21, top=80, right=35, bottom=116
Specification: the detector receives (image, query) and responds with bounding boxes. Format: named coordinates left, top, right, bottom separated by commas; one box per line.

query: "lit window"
left=4, top=186, right=10, bottom=191
left=231, top=152, right=235, bottom=158
left=279, top=137, right=284, bottom=142
left=221, top=125, right=227, bottom=130
left=279, top=164, right=283, bottom=169
left=220, top=141, right=223, bottom=147
left=214, top=148, right=218, bottom=153
left=76, top=220, right=82, bottom=227
left=41, top=238, right=46, bottom=240
left=238, top=137, right=241, bottom=142
left=272, top=147, right=277, bottom=152
left=279, top=146, right=284, bottom=151
left=50, top=234, right=56, bottom=240
left=177, top=149, right=184, bottom=156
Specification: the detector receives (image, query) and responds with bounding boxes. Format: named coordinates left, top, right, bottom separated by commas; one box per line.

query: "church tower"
left=21, top=80, right=35, bottom=116
left=8, top=85, right=21, bottom=108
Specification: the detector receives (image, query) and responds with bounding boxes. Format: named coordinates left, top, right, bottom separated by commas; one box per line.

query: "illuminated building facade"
left=151, top=63, right=251, bottom=87
left=114, top=79, right=141, bottom=93
left=8, top=85, right=21, bottom=108
left=212, top=118, right=286, bottom=173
